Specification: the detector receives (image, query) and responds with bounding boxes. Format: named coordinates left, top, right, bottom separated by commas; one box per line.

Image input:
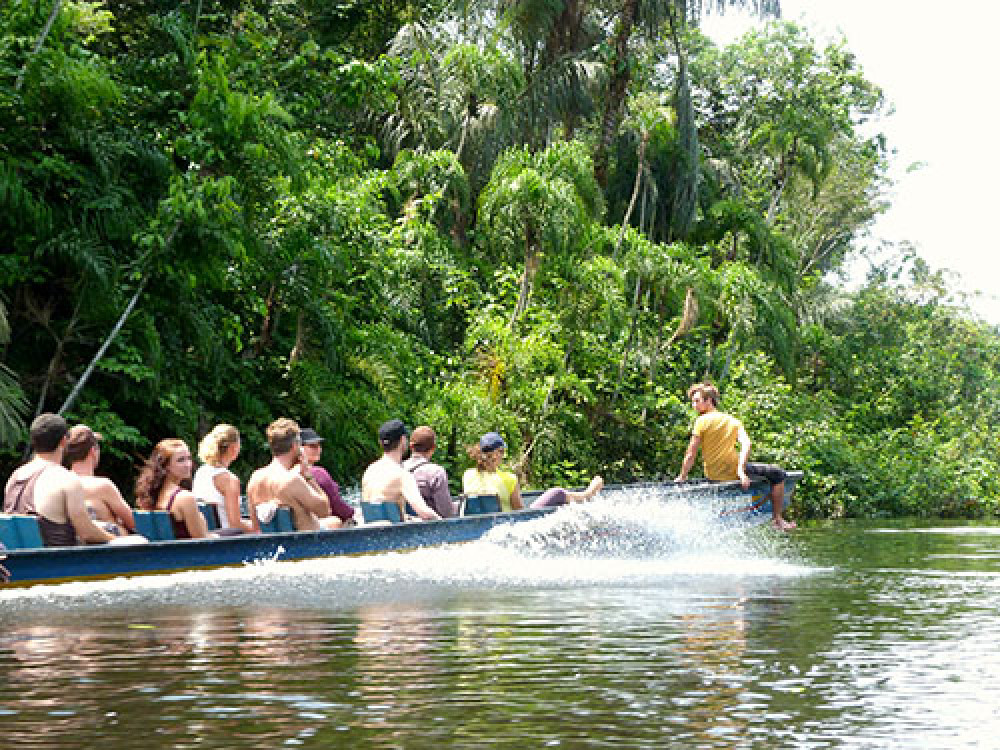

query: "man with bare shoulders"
left=362, top=419, right=441, bottom=522
left=63, top=425, right=139, bottom=536
left=3, top=413, right=117, bottom=545
left=247, top=418, right=343, bottom=531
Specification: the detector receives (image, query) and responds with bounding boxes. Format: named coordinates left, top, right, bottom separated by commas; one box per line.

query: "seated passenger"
left=247, top=418, right=343, bottom=531
left=361, top=419, right=441, bottom=521
left=299, top=427, right=358, bottom=526
left=463, top=432, right=522, bottom=511
left=135, top=439, right=213, bottom=539
left=63, top=424, right=147, bottom=542
left=193, top=424, right=257, bottom=533
left=463, top=432, right=603, bottom=511
left=4, top=413, right=118, bottom=545
left=402, top=425, right=458, bottom=518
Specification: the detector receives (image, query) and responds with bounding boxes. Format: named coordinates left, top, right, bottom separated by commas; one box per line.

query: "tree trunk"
left=666, top=3, right=699, bottom=241
left=510, top=225, right=540, bottom=325
left=33, top=298, right=81, bottom=420
left=593, top=0, right=638, bottom=188
left=58, top=218, right=183, bottom=416
left=613, top=130, right=650, bottom=261
left=289, top=310, right=305, bottom=364
left=640, top=287, right=663, bottom=422
left=57, top=278, right=146, bottom=417
left=256, top=283, right=278, bottom=355
left=611, top=273, right=643, bottom=404
left=15, top=0, right=64, bottom=92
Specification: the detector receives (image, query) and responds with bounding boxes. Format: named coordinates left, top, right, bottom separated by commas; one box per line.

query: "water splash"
left=484, top=485, right=766, bottom=558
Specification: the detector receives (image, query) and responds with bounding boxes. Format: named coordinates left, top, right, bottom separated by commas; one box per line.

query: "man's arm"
left=65, top=477, right=115, bottom=544
left=246, top=471, right=263, bottom=507
left=402, top=473, right=441, bottom=521
left=675, top=434, right=701, bottom=481
left=285, top=473, right=331, bottom=517
left=427, top=468, right=456, bottom=518
left=99, top=479, right=136, bottom=532
left=509, top=477, right=524, bottom=511
left=736, top=426, right=752, bottom=488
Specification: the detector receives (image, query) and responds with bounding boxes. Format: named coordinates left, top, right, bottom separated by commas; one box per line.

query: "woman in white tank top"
left=192, top=424, right=258, bottom=533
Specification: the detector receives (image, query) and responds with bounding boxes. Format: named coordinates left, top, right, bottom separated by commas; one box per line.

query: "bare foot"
left=772, top=517, right=797, bottom=531
left=583, top=475, right=604, bottom=500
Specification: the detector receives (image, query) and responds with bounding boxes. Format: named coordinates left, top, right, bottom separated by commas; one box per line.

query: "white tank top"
left=192, top=465, right=232, bottom=527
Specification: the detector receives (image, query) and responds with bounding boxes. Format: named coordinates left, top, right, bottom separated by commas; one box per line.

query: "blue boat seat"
left=198, top=502, right=221, bottom=531
left=463, top=494, right=501, bottom=515
left=521, top=490, right=543, bottom=508
left=133, top=510, right=176, bottom=541
left=361, top=501, right=403, bottom=524
left=259, top=506, right=296, bottom=533
left=0, top=513, right=45, bottom=549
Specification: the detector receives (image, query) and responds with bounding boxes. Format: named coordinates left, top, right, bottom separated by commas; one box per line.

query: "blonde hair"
left=198, top=424, right=240, bottom=466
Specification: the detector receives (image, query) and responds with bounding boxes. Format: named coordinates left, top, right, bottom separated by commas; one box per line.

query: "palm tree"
left=593, top=0, right=780, bottom=198
left=478, top=141, right=603, bottom=324
left=384, top=0, right=602, bottom=197
left=0, top=301, right=29, bottom=447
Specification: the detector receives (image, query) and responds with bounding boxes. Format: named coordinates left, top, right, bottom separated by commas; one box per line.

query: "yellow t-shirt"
left=692, top=411, right=743, bottom=481
left=462, top=468, right=519, bottom=512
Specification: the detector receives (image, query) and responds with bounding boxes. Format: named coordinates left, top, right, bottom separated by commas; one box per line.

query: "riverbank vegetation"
left=3, top=1, right=998, bottom=518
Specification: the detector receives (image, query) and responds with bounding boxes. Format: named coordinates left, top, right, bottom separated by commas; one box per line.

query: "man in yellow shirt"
left=675, top=383, right=795, bottom=531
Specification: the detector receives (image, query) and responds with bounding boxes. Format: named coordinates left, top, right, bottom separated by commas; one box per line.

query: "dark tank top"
left=3, top=464, right=79, bottom=546
left=3, top=464, right=48, bottom=514
left=37, top=516, right=79, bottom=546
left=165, top=488, right=191, bottom=539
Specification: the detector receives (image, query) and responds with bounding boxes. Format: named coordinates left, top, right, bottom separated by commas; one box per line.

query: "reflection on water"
left=3, top=502, right=1000, bottom=747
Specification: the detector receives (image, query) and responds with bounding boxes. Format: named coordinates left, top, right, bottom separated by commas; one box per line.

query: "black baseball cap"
left=299, top=428, right=324, bottom=445
left=378, top=419, right=408, bottom=446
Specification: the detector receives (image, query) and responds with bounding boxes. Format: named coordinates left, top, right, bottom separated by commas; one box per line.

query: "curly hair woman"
left=135, top=439, right=211, bottom=539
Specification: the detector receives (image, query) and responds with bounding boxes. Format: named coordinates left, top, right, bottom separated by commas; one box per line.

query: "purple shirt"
left=311, top=466, right=354, bottom=521
left=402, top=456, right=457, bottom=518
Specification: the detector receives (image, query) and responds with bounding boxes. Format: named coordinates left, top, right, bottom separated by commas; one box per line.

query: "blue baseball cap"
left=479, top=432, right=506, bottom=452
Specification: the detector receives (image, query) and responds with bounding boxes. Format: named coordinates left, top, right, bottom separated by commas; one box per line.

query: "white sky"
left=702, top=0, right=1000, bottom=323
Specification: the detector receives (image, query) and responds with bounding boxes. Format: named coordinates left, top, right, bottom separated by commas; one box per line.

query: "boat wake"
left=0, top=487, right=811, bottom=614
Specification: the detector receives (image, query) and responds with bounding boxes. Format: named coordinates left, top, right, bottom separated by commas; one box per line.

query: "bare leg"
left=770, top=482, right=796, bottom=531
left=566, top=475, right=605, bottom=503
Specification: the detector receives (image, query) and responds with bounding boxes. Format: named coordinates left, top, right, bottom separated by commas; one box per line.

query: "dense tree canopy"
left=2, top=0, right=998, bottom=518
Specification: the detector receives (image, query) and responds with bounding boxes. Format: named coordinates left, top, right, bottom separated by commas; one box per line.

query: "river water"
left=1, top=494, right=999, bottom=749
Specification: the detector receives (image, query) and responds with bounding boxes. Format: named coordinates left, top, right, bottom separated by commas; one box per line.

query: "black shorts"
left=745, top=462, right=786, bottom=487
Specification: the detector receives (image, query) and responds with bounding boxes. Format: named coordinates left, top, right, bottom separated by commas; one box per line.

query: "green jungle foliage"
left=2, top=0, right=998, bottom=518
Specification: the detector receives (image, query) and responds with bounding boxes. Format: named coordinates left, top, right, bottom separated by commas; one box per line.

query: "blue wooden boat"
left=0, top=472, right=801, bottom=587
